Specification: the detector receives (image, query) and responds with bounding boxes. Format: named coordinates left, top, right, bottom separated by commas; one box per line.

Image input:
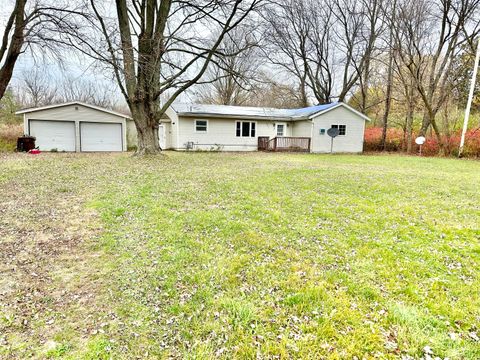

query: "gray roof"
left=171, top=102, right=343, bottom=121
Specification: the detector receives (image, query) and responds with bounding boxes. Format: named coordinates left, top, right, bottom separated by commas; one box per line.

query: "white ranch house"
left=18, top=101, right=369, bottom=153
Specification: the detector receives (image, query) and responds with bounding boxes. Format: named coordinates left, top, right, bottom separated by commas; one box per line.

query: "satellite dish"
left=327, top=127, right=339, bottom=138
left=327, top=127, right=339, bottom=153
left=415, top=136, right=426, bottom=145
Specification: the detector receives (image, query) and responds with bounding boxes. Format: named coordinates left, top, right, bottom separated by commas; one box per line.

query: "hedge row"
left=364, top=127, right=480, bottom=157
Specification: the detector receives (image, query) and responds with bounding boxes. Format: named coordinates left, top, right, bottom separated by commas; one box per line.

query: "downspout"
left=310, top=118, right=314, bottom=153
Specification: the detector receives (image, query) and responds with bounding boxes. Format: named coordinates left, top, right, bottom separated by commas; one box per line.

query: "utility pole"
left=459, top=37, right=480, bottom=157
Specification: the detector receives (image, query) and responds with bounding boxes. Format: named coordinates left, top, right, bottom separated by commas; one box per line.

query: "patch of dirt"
left=0, top=153, right=120, bottom=358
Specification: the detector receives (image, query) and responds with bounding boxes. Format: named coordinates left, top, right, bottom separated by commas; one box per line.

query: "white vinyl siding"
left=177, top=117, right=276, bottom=151
left=311, top=106, right=365, bottom=153
left=291, top=120, right=312, bottom=137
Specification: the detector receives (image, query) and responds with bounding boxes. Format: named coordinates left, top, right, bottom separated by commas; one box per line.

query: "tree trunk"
left=0, top=0, right=27, bottom=100
left=420, top=110, right=445, bottom=153
left=381, top=11, right=395, bottom=151
left=381, top=55, right=394, bottom=151
left=299, top=75, right=309, bottom=107
left=405, top=103, right=414, bottom=153
left=131, top=103, right=161, bottom=155
left=419, top=111, right=430, bottom=136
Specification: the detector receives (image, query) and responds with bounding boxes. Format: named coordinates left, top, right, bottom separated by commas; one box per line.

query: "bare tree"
left=19, top=66, right=120, bottom=108
left=21, top=67, right=57, bottom=107
left=249, top=76, right=309, bottom=108
left=262, top=0, right=320, bottom=106
left=0, top=1, right=77, bottom=101
left=62, top=0, right=262, bottom=154
left=355, top=0, right=385, bottom=113
left=262, top=0, right=384, bottom=105
left=197, top=26, right=262, bottom=106
left=380, top=0, right=396, bottom=150
left=393, top=0, right=480, bottom=147
left=1, top=0, right=30, bottom=100
left=58, top=75, right=119, bottom=109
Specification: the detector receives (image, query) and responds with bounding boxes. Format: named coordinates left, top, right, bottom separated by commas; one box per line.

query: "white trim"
left=310, top=121, right=314, bottom=151
left=308, top=102, right=371, bottom=121
left=16, top=101, right=132, bottom=119
left=194, top=119, right=208, bottom=133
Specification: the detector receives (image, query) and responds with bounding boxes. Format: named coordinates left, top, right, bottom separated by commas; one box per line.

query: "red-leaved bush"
left=364, top=127, right=480, bottom=158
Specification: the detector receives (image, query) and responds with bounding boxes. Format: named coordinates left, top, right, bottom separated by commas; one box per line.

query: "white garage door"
left=29, top=120, right=75, bottom=152
left=80, top=122, right=123, bottom=152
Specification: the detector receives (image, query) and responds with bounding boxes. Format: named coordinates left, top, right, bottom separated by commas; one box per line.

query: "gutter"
left=176, top=112, right=310, bottom=122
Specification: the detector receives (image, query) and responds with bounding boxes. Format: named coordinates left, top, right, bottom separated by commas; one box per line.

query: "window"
left=276, top=124, right=285, bottom=136
left=332, top=124, right=346, bottom=136
left=195, top=120, right=208, bottom=132
left=236, top=121, right=256, bottom=137
left=320, top=128, right=326, bottom=135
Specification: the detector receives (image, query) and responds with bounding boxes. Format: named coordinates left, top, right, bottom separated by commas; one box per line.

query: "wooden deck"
left=266, top=137, right=311, bottom=152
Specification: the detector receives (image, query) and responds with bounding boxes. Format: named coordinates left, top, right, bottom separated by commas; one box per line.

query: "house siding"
left=310, top=106, right=365, bottom=153
left=175, top=117, right=282, bottom=151
left=105, top=103, right=367, bottom=153
left=291, top=120, right=313, bottom=151
left=126, top=120, right=137, bottom=148
left=23, top=104, right=128, bottom=152
left=292, top=120, right=313, bottom=137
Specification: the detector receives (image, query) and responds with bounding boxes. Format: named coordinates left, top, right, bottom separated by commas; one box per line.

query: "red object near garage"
left=28, top=149, right=41, bottom=155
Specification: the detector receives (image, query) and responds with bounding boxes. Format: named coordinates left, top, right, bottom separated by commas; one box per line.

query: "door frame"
left=158, top=124, right=166, bottom=149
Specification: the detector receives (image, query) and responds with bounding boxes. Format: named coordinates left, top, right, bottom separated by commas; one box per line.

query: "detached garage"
left=17, top=102, right=131, bottom=152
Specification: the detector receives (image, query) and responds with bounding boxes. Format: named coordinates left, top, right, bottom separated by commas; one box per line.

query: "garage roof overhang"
left=16, top=101, right=132, bottom=119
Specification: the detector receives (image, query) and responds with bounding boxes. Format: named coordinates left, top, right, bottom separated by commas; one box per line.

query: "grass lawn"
left=1, top=152, right=479, bottom=359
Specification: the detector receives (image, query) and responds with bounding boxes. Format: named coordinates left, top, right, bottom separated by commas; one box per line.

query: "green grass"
left=1, top=152, right=479, bottom=359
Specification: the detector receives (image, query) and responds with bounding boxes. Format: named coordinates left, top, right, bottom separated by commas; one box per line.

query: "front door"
left=158, top=124, right=166, bottom=149
left=276, top=123, right=286, bottom=137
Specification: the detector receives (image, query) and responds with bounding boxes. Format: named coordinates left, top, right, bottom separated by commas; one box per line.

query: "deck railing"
left=266, top=137, right=311, bottom=152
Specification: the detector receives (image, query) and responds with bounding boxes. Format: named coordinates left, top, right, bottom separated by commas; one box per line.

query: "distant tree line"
left=200, top=0, right=480, bottom=154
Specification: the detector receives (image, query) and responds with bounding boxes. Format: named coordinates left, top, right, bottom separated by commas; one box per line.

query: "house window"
left=276, top=124, right=285, bottom=136
left=332, top=124, right=346, bottom=136
left=236, top=121, right=255, bottom=137
left=195, top=120, right=208, bottom=132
